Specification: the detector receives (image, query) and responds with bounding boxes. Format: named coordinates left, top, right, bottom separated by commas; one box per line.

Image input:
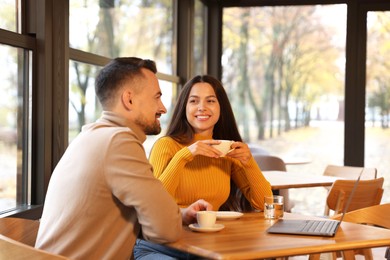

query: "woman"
left=150, top=75, right=272, bottom=212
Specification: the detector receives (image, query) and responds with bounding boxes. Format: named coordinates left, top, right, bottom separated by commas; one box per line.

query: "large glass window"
left=0, top=0, right=18, bottom=32
left=193, top=0, right=207, bottom=75
left=69, top=0, right=175, bottom=75
left=365, top=11, right=390, bottom=204
left=0, top=44, right=32, bottom=212
left=69, top=0, right=178, bottom=156
left=68, top=60, right=176, bottom=155
left=222, top=5, right=347, bottom=215
left=144, top=80, right=177, bottom=155
left=69, top=61, right=102, bottom=141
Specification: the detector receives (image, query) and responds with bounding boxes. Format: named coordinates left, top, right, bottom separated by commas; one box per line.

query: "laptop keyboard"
left=301, top=220, right=338, bottom=234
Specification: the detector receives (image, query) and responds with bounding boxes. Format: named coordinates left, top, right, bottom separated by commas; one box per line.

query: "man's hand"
left=181, top=199, right=213, bottom=225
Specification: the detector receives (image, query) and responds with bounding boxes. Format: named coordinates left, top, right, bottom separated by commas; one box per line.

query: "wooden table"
left=166, top=212, right=390, bottom=259
left=263, top=170, right=341, bottom=190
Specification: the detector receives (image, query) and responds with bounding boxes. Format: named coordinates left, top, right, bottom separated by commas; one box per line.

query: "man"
left=35, top=57, right=211, bottom=259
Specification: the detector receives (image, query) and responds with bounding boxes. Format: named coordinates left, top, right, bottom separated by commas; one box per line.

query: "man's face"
left=131, top=69, right=167, bottom=135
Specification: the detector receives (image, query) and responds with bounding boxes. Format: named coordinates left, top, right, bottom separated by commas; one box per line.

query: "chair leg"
left=351, top=248, right=373, bottom=260
left=386, top=247, right=390, bottom=260
left=308, top=253, right=336, bottom=260
left=341, top=250, right=355, bottom=260
left=360, top=248, right=373, bottom=260
left=308, top=253, right=321, bottom=260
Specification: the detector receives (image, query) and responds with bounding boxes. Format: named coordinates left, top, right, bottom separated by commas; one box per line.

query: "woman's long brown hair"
left=166, top=75, right=253, bottom=212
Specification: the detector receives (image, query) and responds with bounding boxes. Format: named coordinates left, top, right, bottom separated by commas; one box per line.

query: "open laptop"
left=266, top=169, right=363, bottom=237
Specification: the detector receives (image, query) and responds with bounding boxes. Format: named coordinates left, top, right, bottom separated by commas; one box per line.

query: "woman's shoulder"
left=155, top=136, right=176, bottom=144
left=154, top=136, right=184, bottom=147
left=151, top=136, right=187, bottom=155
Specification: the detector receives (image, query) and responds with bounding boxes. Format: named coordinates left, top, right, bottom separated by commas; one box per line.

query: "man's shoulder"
left=84, top=121, right=136, bottom=136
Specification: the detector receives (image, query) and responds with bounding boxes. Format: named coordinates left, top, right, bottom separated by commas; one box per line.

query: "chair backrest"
left=323, top=164, right=377, bottom=180
left=0, top=217, right=40, bottom=246
left=332, top=203, right=390, bottom=229
left=326, top=177, right=384, bottom=216
left=253, top=155, right=287, bottom=172
left=331, top=203, right=390, bottom=259
left=253, top=155, right=296, bottom=212
left=0, top=234, right=69, bottom=259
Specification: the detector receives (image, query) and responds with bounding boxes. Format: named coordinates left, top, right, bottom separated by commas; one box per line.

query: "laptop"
left=266, top=169, right=363, bottom=237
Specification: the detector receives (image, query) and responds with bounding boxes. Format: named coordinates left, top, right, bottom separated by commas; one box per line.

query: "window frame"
left=3, top=0, right=389, bottom=218
left=205, top=0, right=390, bottom=167
left=0, top=28, right=36, bottom=218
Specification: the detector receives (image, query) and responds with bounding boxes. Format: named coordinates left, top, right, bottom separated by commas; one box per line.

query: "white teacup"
left=196, top=211, right=217, bottom=228
left=212, top=140, right=234, bottom=156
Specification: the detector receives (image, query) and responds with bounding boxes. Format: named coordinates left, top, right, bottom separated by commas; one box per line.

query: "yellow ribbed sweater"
left=149, top=135, right=272, bottom=211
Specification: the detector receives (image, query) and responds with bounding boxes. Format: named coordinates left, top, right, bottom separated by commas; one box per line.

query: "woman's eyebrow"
left=189, top=94, right=216, bottom=98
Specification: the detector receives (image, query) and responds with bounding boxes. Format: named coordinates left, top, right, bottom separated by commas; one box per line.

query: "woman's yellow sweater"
left=149, top=135, right=272, bottom=211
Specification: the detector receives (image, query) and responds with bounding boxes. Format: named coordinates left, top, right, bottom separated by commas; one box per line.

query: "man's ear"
left=122, top=90, right=133, bottom=110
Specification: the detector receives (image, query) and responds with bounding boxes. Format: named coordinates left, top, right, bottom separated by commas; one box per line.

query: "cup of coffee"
left=212, top=140, right=234, bottom=156
left=264, top=195, right=284, bottom=219
left=196, top=211, right=217, bottom=228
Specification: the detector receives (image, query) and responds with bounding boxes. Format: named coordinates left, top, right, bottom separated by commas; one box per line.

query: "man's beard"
left=144, top=123, right=161, bottom=135
left=135, top=116, right=161, bottom=135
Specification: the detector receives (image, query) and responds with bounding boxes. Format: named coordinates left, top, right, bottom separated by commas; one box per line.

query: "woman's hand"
left=226, top=141, right=252, bottom=166
left=187, top=140, right=223, bottom=158
left=181, top=199, right=213, bottom=225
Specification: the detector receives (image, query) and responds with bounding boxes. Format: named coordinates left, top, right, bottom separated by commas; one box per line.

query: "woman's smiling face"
left=186, top=82, right=220, bottom=135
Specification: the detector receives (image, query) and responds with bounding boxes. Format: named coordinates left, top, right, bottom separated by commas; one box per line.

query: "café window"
left=0, top=44, right=32, bottom=213
left=365, top=10, right=390, bottom=201
left=68, top=60, right=177, bottom=155
left=222, top=4, right=347, bottom=215
left=0, top=0, right=19, bottom=33
left=193, top=0, right=207, bottom=75
left=68, top=61, right=102, bottom=141
left=69, top=0, right=175, bottom=74
left=69, top=0, right=178, bottom=153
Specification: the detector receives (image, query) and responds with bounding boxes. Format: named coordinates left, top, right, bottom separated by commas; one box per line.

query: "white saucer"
left=189, top=223, right=225, bottom=233
left=214, top=211, right=243, bottom=220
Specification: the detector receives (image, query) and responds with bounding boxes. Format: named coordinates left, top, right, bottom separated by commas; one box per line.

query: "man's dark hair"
left=95, top=57, right=157, bottom=109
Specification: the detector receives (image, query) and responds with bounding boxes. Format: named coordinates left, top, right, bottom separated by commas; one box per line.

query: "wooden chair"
left=0, top=234, right=69, bottom=259
left=0, top=217, right=40, bottom=246
left=310, top=203, right=390, bottom=260
left=0, top=217, right=70, bottom=259
left=253, top=154, right=294, bottom=212
left=310, top=178, right=384, bottom=260
left=253, top=155, right=287, bottom=172
left=338, top=203, right=390, bottom=260
left=324, top=177, right=384, bottom=216
left=322, top=165, right=378, bottom=216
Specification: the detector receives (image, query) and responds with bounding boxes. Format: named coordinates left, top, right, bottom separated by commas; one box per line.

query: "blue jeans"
left=133, top=239, right=200, bottom=260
